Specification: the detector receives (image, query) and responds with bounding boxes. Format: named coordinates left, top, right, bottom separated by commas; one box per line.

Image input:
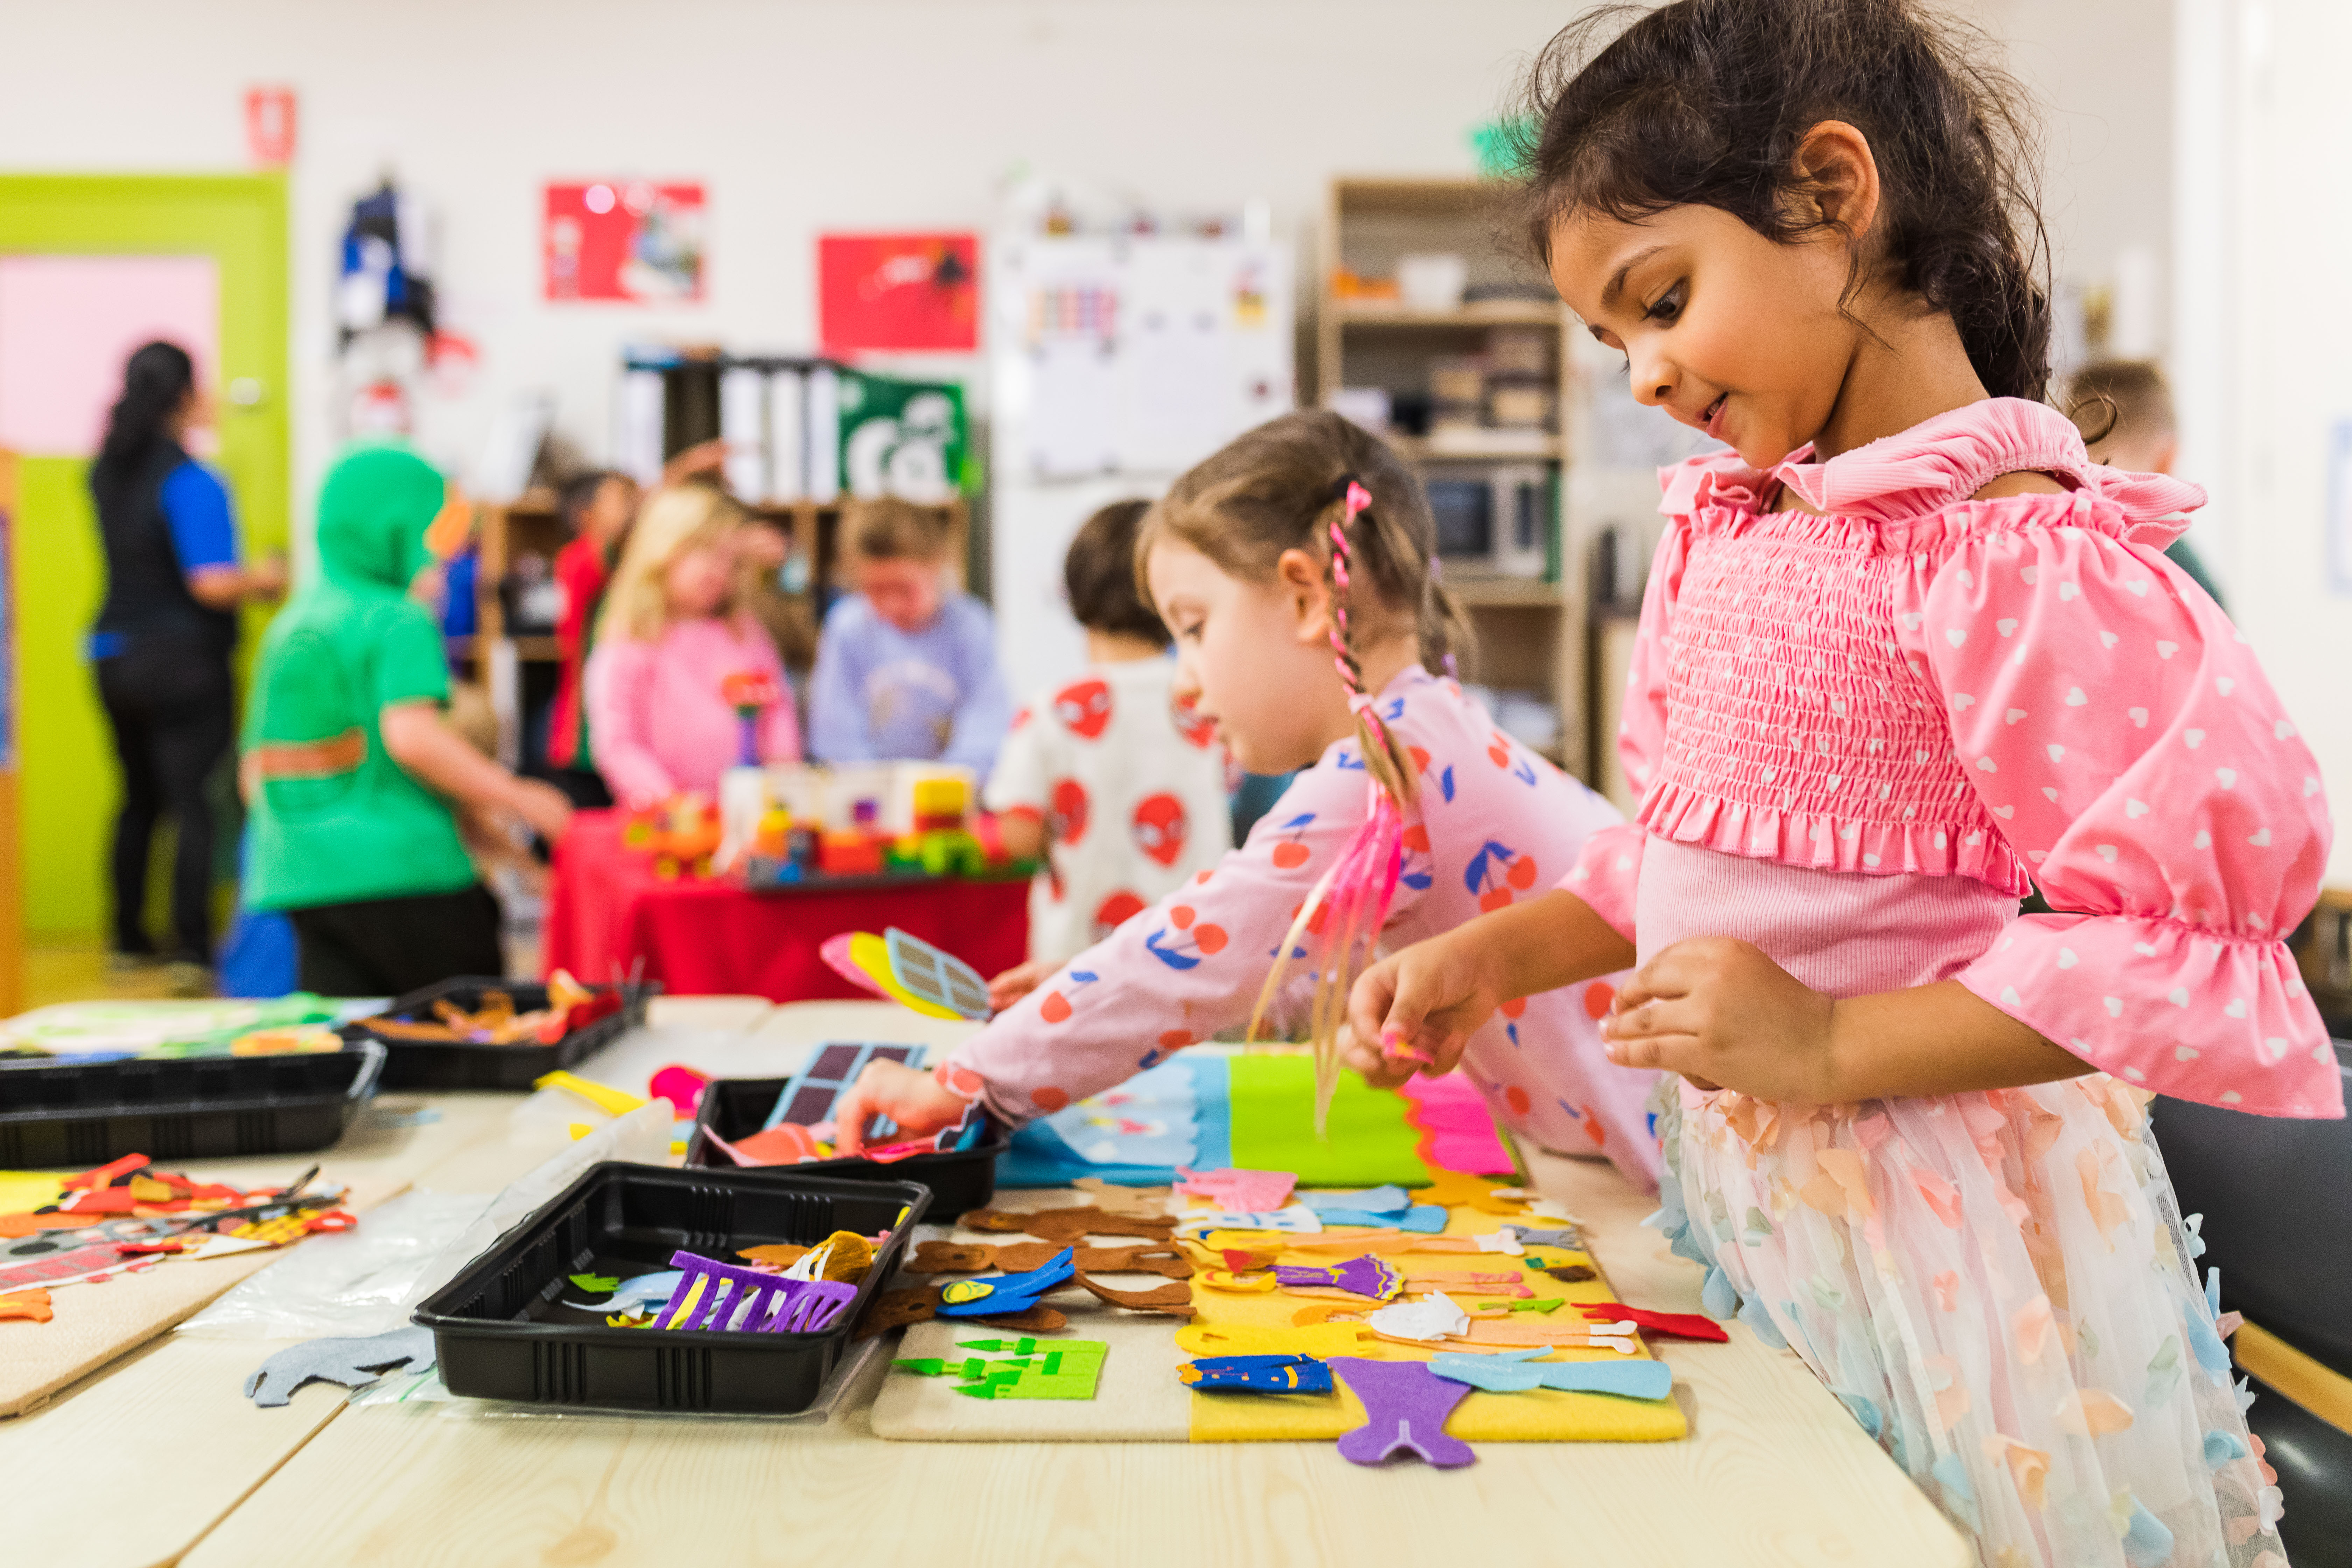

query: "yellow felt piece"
left=847, top=931, right=962, bottom=1021
left=534, top=1071, right=648, bottom=1116
left=0, top=1173, right=69, bottom=1214
left=1179, top=1177, right=1687, bottom=1444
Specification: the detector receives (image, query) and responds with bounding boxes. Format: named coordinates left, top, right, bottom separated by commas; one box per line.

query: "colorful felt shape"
left=1179, top=1322, right=1379, bottom=1358
left=962, top=1206, right=1176, bottom=1246
left=1329, top=1357, right=1475, bottom=1468
left=1272, top=1255, right=1401, bottom=1302
left=936, top=1248, right=1076, bottom=1318
left=1177, top=1204, right=1323, bottom=1236
left=948, top=1338, right=1106, bottom=1400
left=649, top=1064, right=710, bottom=1117
left=859, top=1287, right=940, bottom=1338
left=997, top=1241, right=1192, bottom=1279
left=657, top=1250, right=855, bottom=1333
left=534, top=1070, right=648, bottom=1117
left=1072, top=1274, right=1195, bottom=1316
left=761, top=1040, right=927, bottom=1131
left=742, top=1231, right=875, bottom=1284
left=1581, top=1302, right=1730, bottom=1342
left=906, top=1241, right=997, bottom=1274
left=969, top=1305, right=1069, bottom=1332
left=883, top=927, right=993, bottom=1020
left=1427, top=1349, right=1675, bottom=1401
left=0, top=1287, right=54, bottom=1323
left=820, top=931, right=948, bottom=1017
left=1297, top=1185, right=1411, bottom=1217
left=1201, top=1269, right=1280, bottom=1294
left=1452, top=1318, right=1637, bottom=1353
left=1314, top=1204, right=1449, bottom=1232
left=1409, top=1170, right=1532, bottom=1216
left=244, top=1327, right=436, bottom=1408
left=1175, top=1167, right=1297, bottom=1212
left=569, top=1272, right=621, bottom=1294
left=1180, top=1354, right=1333, bottom=1393
left=564, top=1269, right=684, bottom=1314
left=1364, top=1291, right=1470, bottom=1342
left=1071, top=1178, right=1171, bottom=1219
left=1546, top=1264, right=1598, bottom=1283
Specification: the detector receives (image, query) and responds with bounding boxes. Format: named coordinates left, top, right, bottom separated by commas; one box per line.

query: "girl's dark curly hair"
left=1504, top=0, right=2053, bottom=402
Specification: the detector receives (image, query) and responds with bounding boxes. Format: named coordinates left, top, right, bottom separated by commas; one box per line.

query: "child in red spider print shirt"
left=982, top=500, right=1232, bottom=1003
left=836, top=412, right=1662, bottom=1189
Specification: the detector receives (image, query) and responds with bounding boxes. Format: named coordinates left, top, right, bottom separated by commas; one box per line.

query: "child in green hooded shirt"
left=241, top=443, right=572, bottom=995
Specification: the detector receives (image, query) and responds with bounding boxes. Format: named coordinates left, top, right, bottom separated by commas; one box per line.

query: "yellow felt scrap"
left=845, top=932, right=963, bottom=1021
left=1178, top=1175, right=1686, bottom=1444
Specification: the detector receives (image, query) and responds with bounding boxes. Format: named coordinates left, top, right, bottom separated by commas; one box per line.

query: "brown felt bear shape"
left=962, top=1206, right=1176, bottom=1246
left=996, top=1241, right=1193, bottom=1279
left=1072, top=1274, right=1195, bottom=1317
left=904, top=1241, right=997, bottom=1274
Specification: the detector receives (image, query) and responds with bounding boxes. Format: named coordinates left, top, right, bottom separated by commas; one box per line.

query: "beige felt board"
left=867, top=1185, right=1686, bottom=1446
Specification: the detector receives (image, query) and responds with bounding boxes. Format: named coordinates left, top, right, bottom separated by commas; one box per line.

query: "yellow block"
left=1180, top=1189, right=1687, bottom=1443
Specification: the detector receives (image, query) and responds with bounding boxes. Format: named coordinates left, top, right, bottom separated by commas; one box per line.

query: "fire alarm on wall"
left=245, top=87, right=296, bottom=167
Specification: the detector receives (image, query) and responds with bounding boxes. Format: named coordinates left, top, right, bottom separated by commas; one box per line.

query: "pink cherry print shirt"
left=1563, top=397, right=2339, bottom=1118
left=947, top=666, right=1666, bottom=1188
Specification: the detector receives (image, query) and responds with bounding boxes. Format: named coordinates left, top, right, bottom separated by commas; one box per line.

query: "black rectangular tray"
left=684, top=1074, right=1007, bottom=1217
left=342, top=977, right=654, bottom=1091
left=0, top=1041, right=385, bottom=1166
left=412, top=1162, right=930, bottom=1413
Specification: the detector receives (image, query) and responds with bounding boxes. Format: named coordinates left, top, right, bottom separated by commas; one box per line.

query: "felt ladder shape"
left=1329, top=1357, right=1475, bottom=1468
left=659, top=1250, right=855, bottom=1333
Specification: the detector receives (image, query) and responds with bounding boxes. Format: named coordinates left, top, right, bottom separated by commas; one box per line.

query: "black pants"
left=96, top=638, right=234, bottom=964
left=287, top=884, right=505, bottom=998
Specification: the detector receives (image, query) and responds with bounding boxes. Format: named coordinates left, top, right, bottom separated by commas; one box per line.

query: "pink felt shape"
left=1397, top=1071, right=1519, bottom=1177
left=1175, top=1167, right=1296, bottom=1212
left=650, top=1065, right=710, bottom=1117
left=1329, top=1357, right=1475, bottom=1468
left=818, top=933, right=889, bottom=999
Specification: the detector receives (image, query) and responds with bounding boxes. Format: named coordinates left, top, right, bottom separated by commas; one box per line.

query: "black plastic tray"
left=342, top=977, right=654, bottom=1091
left=683, top=1074, right=1008, bottom=1217
left=413, top=1162, right=929, bottom=1412
left=0, top=1041, right=385, bottom=1166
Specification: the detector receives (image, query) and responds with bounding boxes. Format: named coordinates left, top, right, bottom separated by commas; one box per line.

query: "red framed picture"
left=819, top=233, right=979, bottom=353
left=544, top=182, right=706, bottom=303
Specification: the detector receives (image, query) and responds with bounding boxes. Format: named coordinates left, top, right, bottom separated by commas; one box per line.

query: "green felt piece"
left=944, top=1339, right=1109, bottom=1400
left=1225, top=1054, right=1434, bottom=1186
left=569, top=1273, right=620, bottom=1294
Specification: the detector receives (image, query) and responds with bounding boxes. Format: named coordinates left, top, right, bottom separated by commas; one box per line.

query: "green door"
left=0, top=175, right=288, bottom=940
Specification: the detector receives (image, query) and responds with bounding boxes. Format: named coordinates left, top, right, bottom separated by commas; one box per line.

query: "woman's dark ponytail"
left=94, top=341, right=196, bottom=483
left=1507, top=0, right=2052, bottom=401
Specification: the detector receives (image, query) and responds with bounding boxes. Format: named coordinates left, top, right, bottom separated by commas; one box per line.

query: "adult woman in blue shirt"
left=88, top=341, right=284, bottom=987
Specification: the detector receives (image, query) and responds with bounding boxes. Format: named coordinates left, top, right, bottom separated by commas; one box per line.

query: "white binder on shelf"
left=766, top=366, right=806, bottom=503
left=719, top=365, right=768, bottom=502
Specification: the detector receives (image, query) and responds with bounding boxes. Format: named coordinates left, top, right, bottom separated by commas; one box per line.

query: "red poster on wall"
left=544, top=182, right=706, bottom=303
left=819, top=233, right=979, bottom=353
left=244, top=87, right=297, bottom=166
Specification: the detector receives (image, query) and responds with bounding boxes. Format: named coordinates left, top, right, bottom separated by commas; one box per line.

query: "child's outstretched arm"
left=1343, top=890, right=1633, bottom=1086
left=380, top=700, right=573, bottom=842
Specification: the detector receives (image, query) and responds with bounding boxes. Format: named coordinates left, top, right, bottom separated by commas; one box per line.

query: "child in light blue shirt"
left=808, top=498, right=1010, bottom=772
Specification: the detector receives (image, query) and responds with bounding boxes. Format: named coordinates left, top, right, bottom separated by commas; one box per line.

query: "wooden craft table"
left=4, top=999, right=1969, bottom=1568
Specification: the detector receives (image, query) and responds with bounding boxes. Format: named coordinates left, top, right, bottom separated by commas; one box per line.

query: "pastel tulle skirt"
left=1658, top=1077, right=2287, bottom=1567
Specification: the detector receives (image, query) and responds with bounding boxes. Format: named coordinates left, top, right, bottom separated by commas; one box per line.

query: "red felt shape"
left=1580, top=1302, right=1729, bottom=1342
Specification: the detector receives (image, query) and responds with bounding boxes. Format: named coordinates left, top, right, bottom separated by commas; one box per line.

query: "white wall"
left=0, top=0, right=2172, bottom=541
left=2172, top=0, right=2352, bottom=882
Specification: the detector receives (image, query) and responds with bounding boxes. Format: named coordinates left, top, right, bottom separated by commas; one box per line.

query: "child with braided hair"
left=834, top=408, right=1664, bottom=1188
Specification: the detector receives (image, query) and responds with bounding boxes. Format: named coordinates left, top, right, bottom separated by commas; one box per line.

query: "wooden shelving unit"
left=1318, top=175, right=1590, bottom=780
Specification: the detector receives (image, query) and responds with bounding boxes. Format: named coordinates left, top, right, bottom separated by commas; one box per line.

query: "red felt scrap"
left=1581, top=1302, right=1729, bottom=1342
left=65, top=1154, right=149, bottom=1190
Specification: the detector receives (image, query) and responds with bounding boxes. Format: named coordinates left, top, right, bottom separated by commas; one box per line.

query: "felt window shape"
left=1180, top=1354, right=1334, bottom=1394
left=656, top=1251, right=856, bottom=1334
left=884, top=927, right=993, bottom=1020
left=760, top=1041, right=927, bottom=1133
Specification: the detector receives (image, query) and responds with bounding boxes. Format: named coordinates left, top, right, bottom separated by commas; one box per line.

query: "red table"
left=542, top=809, right=1031, bottom=1001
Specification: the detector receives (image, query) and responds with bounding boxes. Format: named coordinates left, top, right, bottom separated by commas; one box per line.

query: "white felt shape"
left=1471, top=1232, right=1526, bottom=1255
left=1365, top=1290, right=1470, bottom=1342
left=1177, top=1204, right=1323, bottom=1235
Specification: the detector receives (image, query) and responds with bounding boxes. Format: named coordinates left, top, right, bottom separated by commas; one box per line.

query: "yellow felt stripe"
left=1181, top=1186, right=1686, bottom=1444
left=2235, top=1321, right=2352, bottom=1437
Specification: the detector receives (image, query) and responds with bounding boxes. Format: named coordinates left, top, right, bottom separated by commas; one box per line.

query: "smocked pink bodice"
left=1562, top=397, right=2340, bottom=1120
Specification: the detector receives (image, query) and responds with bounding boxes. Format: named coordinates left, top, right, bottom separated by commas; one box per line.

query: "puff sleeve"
left=1895, top=514, right=2339, bottom=1117
left=1556, top=517, right=1688, bottom=941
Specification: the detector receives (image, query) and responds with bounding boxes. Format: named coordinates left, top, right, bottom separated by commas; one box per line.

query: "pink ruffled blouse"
left=1564, top=397, right=2340, bottom=1118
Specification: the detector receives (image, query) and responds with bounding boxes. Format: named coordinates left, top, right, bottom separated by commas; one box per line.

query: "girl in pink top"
left=584, top=483, right=799, bottom=806
left=835, top=409, right=1662, bottom=1189
left=1358, top=6, right=2331, bottom=1564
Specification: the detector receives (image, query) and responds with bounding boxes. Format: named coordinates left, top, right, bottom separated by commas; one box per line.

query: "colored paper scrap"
left=244, top=1327, right=437, bottom=1408
left=1428, top=1349, right=1674, bottom=1401
left=1364, top=1290, right=1470, bottom=1342
left=569, top=1273, right=620, bottom=1294
left=1181, top=1354, right=1333, bottom=1394
left=1177, top=1167, right=1298, bottom=1212
left=1329, top=1358, right=1475, bottom=1468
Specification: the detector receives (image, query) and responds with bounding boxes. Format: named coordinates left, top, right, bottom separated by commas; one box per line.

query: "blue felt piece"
left=1312, top=1204, right=1447, bottom=1232
left=1298, top=1186, right=1411, bottom=1217
left=1183, top=1354, right=1334, bottom=1394
left=935, top=1248, right=1076, bottom=1317
left=997, top=1055, right=1227, bottom=1187
left=1427, top=1350, right=1674, bottom=1401
left=565, top=1269, right=686, bottom=1314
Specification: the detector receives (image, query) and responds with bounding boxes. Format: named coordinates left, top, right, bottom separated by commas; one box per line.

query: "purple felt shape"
left=1329, top=1357, right=1476, bottom=1468
left=664, top=1250, right=856, bottom=1334
left=1272, top=1254, right=1399, bottom=1300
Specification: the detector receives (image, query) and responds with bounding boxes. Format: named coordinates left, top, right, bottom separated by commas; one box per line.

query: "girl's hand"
left=1345, top=929, right=1507, bottom=1082
left=1601, top=937, right=1837, bottom=1101
left=832, top=1060, right=972, bottom=1156
left=986, top=958, right=1051, bottom=1013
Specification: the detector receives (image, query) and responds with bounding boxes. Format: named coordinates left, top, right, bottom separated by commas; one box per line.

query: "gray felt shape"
left=1501, top=1224, right=1586, bottom=1250
left=244, top=1326, right=437, bottom=1408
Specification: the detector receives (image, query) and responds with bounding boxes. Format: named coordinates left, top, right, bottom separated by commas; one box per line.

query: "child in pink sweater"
left=835, top=410, right=1662, bottom=1189
left=585, top=483, right=799, bottom=806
